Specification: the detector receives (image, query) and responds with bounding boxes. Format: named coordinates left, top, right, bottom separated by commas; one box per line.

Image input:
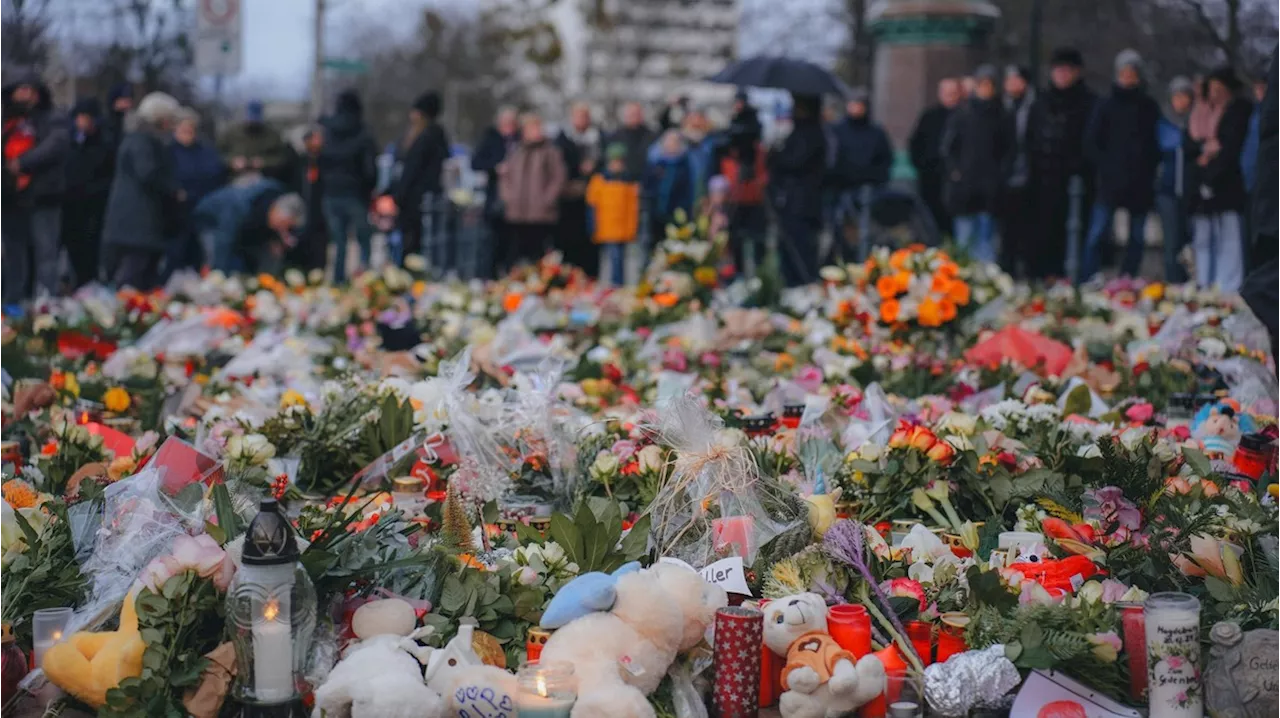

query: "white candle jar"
left=516, top=660, right=576, bottom=718
left=1144, top=592, right=1202, bottom=718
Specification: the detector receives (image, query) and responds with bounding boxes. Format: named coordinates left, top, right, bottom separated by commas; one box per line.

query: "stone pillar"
left=868, top=0, right=999, bottom=151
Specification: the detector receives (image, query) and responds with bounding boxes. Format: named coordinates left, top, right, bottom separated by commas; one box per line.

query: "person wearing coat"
left=62, top=98, right=115, bottom=288
left=607, top=102, right=657, bottom=183
left=586, top=144, right=641, bottom=286
left=827, top=88, right=893, bottom=263
left=471, top=107, right=520, bottom=278
left=101, top=92, right=183, bottom=290
left=768, top=93, right=827, bottom=287
left=1080, top=50, right=1161, bottom=282
left=168, top=107, right=226, bottom=276
left=941, top=65, right=1010, bottom=264
left=1185, top=68, right=1254, bottom=292
left=555, top=101, right=602, bottom=276
left=219, top=100, right=294, bottom=184
left=194, top=178, right=306, bottom=276
left=2, top=70, right=69, bottom=303
left=909, top=78, right=962, bottom=235
left=1156, top=77, right=1195, bottom=283
left=644, top=129, right=698, bottom=248
left=498, top=113, right=567, bottom=270
left=318, top=89, right=379, bottom=283
left=999, top=66, right=1036, bottom=277
left=391, top=92, right=450, bottom=266
left=1026, top=47, right=1098, bottom=280
left=1241, top=51, right=1277, bottom=361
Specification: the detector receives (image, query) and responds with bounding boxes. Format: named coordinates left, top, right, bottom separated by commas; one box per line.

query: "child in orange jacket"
left=586, top=144, right=640, bottom=285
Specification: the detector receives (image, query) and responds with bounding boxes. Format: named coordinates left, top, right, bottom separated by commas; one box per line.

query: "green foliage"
left=548, top=498, right=651, bottom=573
left=0, top=503, right=87, bottom=646
left=441, top=484, right=475, bottom=552
left=293, top=389, right=416, bottom=494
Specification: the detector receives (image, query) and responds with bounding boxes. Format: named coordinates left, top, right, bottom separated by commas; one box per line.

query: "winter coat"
left=1004, top=89, right=1036, bottom=187
left=724, top=105, right=763, bottom=169
left=720, top=145, right=768, bottom=206
left=318, top=109, right=378, bottom=200
left=585, top=172, right=640, bottom=244
left=1085, top=85, right=1161, bottom=212
left=193, top=178, right=287, bottom=269
left=605, top=124, right=657, bottom=182
left=171, top=140, right=226, bottom=210
left=1185, top=97, right=1254, bottom=215
left=645, top=152, right=697, bottom=224
left=393, top=123, right=449, bottom=210
left=940, top=97, right=1011, bottom=215
left=1028, top=80, right=1098, bottom=187
left=908, top=105, right=952, bottom=177
left=1241, top=102, right=1261, bottom=193
left=64, top=124, right=114, bottom=201
left=2, top=78, right=69, bottom=205
left=471, top=126, right=518, bottom=212
left=102, top=127, right=180, bottom=252
left=827, top=115, right=893, bottom=189
left=1157, top=115, right=1188, bottom=198
left=555, top=125, right=600, bottom=185
left=218, top=121, right=293, bottom=181
left=1253, top=50, right=1278, bottom=249
left=768, top=117, right=827, bottom=221
left=499, top=139, right=567, bottom=224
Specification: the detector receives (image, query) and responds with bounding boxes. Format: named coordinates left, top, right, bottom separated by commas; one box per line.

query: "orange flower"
left=935, top=260, right=960, bottom=280
left=939, top=298, right=957, bottom=322
left=875, top=275, right=899, bottom=300
left=930, top=273, right=951, bottom=294
left=774, top=353, right=796, bottom=372
left=40, top=440, right=58, bottom=456
left=879, top=298, right=900, bottom=324
left=502, top=292, right=524, bottom=312
left=2, top=479, right=38, bottom=509
left=458, top=553, right=486, bottom=570
left=693, top=266, right=718, bottom=287
left=946, top=280, right=970, bottom=306
left=917, top=297, right=944, bottom=328
left=908, top=425, right=938, bottom=452
left=888, top=425, right=912, bottom=449
left=889, top=248, right=911, bottom=270
left=926, top=440, right=957, bottom=465
left=653, top=292, right=679, bottom=308
left=893, top=271, right=912, bottom=293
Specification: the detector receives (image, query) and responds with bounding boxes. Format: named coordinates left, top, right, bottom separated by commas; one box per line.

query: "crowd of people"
left=1, top=43, right=1275, bottom=303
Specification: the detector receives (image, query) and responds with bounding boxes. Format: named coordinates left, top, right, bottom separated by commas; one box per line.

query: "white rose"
left=284, top=268, right=305, bottom=287
left=541, top=541, right=566, bottom=564
left=937, top=411, right=978, bottom=436
left=1077, top=443, right=1102, bottom=459
left=229, top=433, right=275, bottom=466
left=637, top=445, right=664, bottom=473
left=590, top=452, right=620, bottom=479
left=819, top=266, right=846, bottom=283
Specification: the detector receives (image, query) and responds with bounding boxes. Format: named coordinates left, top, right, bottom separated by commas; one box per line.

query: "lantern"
left=226, top=498, right=316, bottom=716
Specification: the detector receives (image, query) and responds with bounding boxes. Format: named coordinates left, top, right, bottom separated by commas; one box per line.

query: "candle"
left=31, top=607, right=72, bottom=670
left=516, top=661, right=576, bottom=718
left=935, top=613, right=969, bottom=664
left=1144, top=592, right=1202, bottom=718
left=827, top=604, right=872, bottom=657
left=253, top=600, right=294, bottom=702
left=888, top=701, right=921, bottom=718
left=905, top=621, right=933, bottom=667
left=714, top=606, right=763, bottom=718
left=516, top=691, right=574, bottom=718
left=712, top=516, right=755, bottom=558
left=1120, top=603, right=1148, bottom=702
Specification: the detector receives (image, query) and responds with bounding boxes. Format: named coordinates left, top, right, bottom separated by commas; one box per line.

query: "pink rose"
left=610, top=439, right=638, bottom=462
left=662, top=349, right=688, bottom=372
left=880, top=577, right=927, bottom=611
left=699, top=352, right=722, bottom=368
left=143, top=534, right=234, bottom=593
left=794, top=365, right=824, bottom=393
left=1125, top=402, right=1155, bottom=423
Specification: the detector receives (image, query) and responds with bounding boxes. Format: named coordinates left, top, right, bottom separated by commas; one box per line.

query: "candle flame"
left=536, top=674, right=548, bottom=697
left=50, top=630, right=62, bottom=641
left=79, top=412, right=89, bottom=424
left=263, top=599, right=280, bottom=621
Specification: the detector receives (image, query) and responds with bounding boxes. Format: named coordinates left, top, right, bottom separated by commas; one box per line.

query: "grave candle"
left=1145, top=592, right=1202, bottom=718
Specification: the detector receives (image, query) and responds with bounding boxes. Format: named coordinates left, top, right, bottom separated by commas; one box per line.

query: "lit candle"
left=516, top=661, right=575, bottom=718
left=1144, top=592, right=1202, bottom=718
left=253, top=599, right=294, bottom=702
left=32, top=607, right=72, bottom=670
left=32, top=628, right=63, bottom=670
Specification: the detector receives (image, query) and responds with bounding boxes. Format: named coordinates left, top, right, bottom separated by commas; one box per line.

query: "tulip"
left=1087, top=632, right=1122, bottom=663
left=911, top=488, right=952, bottom=529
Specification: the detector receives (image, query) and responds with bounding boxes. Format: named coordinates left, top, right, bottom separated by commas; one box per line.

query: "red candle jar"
left=935, top=613, right=969, bottom=663
left=827, top=604, right=872, bottom=657
left=1120, top=604, right=1147, bottom=701
left=781, top=405, right=804, bottom=429
left=860, top=645, right=907, bottom=718
left=757, top=600, right=783, bottom=707
left=714, top=607, right=763, bottom=718
left=904, top=621, right=933, bottom=667
left=1, top=623, right=28, bottom=700
left=1232, top=432, right=1274, bottom=480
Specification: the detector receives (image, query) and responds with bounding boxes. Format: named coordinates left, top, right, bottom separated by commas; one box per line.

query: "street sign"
left=322, top=58, right=369, bottom=74
left=195, top=0, right=242, bottom=76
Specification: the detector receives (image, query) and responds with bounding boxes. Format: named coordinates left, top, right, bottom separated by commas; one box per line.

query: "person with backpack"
left=826, top=88, right=893, bottom=263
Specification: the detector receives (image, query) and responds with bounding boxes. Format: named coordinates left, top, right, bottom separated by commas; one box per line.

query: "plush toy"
left=537, top=561, right=727, bottom=718
left=311, top=599, right=442, bottom=718
left=761, top=593, right=885, bottom=718
left=1193, top=400, right=1255, bottom=456
left=424, top=623, right=518, bottom=718
left=43, top=589, right=147, bottom=707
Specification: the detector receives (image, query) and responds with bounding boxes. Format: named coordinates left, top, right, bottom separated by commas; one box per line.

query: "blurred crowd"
left=1, top=43, right=1275, bottom=303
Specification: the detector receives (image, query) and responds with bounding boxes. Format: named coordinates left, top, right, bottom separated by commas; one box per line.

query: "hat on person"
left=1207, top=66, right=1243, bottom=91
left=605, top=143, right=628, bottom=162
left=1005, top=65, right=1032, bottom=83
left=413, top=92, right=441, bottom=119
left=1114, top=48, right=1143, bottom=75
left=974, top=64, right=1000, bottom=84
left=734, top=87, right=749, bottom=102
left=1050, top=47, right=1085, bottom=68
left=136, top=92, right=181, bottom=125
left=1168, top=75, right=1195, bottom=98
left=847, top=86, right=870, bottom=105
left=245, top=100, right=264, bottom=122
left=71, top=96, right=101, bottom=118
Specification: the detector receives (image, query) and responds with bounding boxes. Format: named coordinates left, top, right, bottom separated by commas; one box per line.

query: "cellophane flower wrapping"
left=509, top=359, right=590, bottom=510
left=645, top=396, right=803, bottom=568
left=841, top=382, right=897, bottom=451
left=431, top=349, right=515, bottom=505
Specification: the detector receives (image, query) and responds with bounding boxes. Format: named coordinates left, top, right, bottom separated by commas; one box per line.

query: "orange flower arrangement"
left=2, top=478, right=38, bottom=509
left=502, top=292, right=524, bottom=312
left=653, top=293, right=679, bottom=309
left=880, top=298, right=900, bottom=323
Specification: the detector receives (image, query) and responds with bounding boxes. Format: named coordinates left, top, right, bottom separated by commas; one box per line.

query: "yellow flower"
left=280, top=389, right=307, bottom=409
left=1141, top=283, right=1164, bottom=301
left=107, top=455, right=137, bottom=481
left=693, top=266, right=718, bottom=287
left=103, top=387, right=131, bottom=413
left=63, top=373, right=81, bottom=398
left=774, top=353, right=795, bottom=372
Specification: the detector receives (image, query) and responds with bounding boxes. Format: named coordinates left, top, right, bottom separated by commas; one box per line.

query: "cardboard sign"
left=661, top=556, right=753, bottom=596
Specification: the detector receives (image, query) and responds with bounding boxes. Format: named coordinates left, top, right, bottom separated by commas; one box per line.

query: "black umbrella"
left=707, top=56, right=851, bottom=97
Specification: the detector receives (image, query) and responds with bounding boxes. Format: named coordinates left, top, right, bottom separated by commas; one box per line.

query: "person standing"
left=220, top=100, right=294, bottom=184
left=62, top=98, right=114, bottom=288
left=909, top=78, right=962, bottom=235
left=1241, top=73, right=1267, bottom=200
left=768, top=93, right=827, bottom=287
left=1026, top=47, right=1098, bottom=280
left=392, top=92, right=449, bottom=265
left=999, top=66, right=1036, bottom=277
left=498, top=113, right=567, bottom=270
left=555, top=101, right=601, bottom=275
left=291, top=127, right=328, bottom=272
left=1156, top=77, right=1195, bottom=283
left=1240, top=50, right=1276, bottom=361
left=1080, top=50, right=1161, bottom=282
left=585, top=143, right=640, bottom=286
left=2, top=70, right=69, bottom=303
left=1186, top=68, right=1253, bottom=292
left=941, top=65, right=1009, bottom=263
left=644, top=129, right=698, bottom=247
left=101, top=92, right=182, bottom=290
left=169, top=108, right=226, bottom=276
left=826, top=88, right=893, bottom=263
left=720, top=91, right=767, bottom=277
left=609, top=102, right=657, bottom=183
left=318, top=89, right=378, bottom=283
left=103, top=82, right=133, bottom=149
left=472, top=107, right=520, bottom=278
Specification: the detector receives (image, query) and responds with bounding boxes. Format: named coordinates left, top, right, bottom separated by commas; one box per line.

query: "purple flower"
left=1084, top=486, right=1142, bottom=531
left=610, top=439, right=638, bottom=462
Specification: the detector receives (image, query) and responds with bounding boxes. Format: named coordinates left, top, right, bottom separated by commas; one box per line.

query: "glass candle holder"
left=1144, top=592, right=1202, bottom=717
left=905, top=621, right=933, bottom=667
left=884, top=667, right=925, bottom=718
left=828, top=603, right=872, bottom=657
left=32, top=607, right=73, bottom=669
left=935, top=612, right=969, bottom=663
left=516, top=660, right=576, bottom=718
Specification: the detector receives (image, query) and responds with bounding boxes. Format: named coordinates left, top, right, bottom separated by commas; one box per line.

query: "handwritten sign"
left=661, top=556, right=753, bottom=596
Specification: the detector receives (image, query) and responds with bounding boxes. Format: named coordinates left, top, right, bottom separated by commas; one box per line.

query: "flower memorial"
left=0, top=249, right=1276, bottom=718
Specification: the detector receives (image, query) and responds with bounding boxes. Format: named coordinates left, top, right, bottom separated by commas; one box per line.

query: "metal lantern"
left=226, top=498, right=316, bottom=716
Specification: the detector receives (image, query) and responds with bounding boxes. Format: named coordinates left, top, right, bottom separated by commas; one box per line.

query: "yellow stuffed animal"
left=43, top=590, right=146, bottom=706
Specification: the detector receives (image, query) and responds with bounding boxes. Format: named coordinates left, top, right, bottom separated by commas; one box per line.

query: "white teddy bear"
left=537, top=561, right=727, bottom=718
left=762, top=593, right=885, bottom=718
left=424, top=622, right=519, bottom=718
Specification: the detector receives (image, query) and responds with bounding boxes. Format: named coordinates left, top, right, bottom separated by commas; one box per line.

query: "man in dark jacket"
left=291, top=127, right=328, bottom=272
left=769, top=93, right=827, bottom=287
left=1156, top=77, right=1195, bottom=283
left=1000, top=66, right=1036, bottom=277
left=1026, top=47, right=1098, bottom=280
left=219, top=100, right=295, bottom=184
left=607, top=102, right=656, bottom=183
left=472, top=106, right=520, bottom=278
left=103, top=82, right=133, bottom=150
left=827, top=88, right=893, bottom=262
left=555, top=101, right=601, bottom=276
left=194, top=178, right=306, bottom=276
left=941, top=65, right=1010, bottom=264
left=1242, top=54, right=1277, bottom=361
left=3, top=71, right=69, bottom=303
left=1080, top=50, right=1161, bottom=282
left=62, top=98, right=114, bottom=288
left=392, top=92, right=449, bottom=265
left=909, top=78, right=962, bottom=235
left=318, top=89, right=378, bottom=283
